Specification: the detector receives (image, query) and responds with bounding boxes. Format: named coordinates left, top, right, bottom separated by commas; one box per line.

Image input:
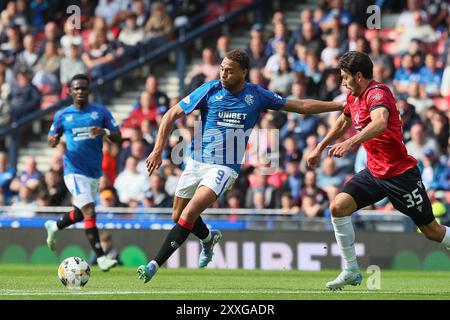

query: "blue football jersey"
left=179, top=80, right=286, bottom=172
left=49, top=103, right=120, bottom=178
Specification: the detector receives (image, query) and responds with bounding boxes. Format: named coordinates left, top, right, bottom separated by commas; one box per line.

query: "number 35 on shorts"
left=402, top=188, right=423, bottom=209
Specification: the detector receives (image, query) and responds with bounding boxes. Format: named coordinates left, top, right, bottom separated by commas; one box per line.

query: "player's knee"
left=81, top=204, right=95, bottom=218
left=172, top=213, right=180, bottom=224
left=330, top=200, right=349, bottom=218
left=421, top=227, right=443, bottom=242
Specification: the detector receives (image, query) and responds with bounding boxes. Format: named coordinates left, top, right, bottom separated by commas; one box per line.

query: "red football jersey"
left=343, top=81, right=417, bottom=178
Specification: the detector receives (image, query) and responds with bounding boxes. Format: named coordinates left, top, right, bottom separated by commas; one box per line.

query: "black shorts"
left=342, top=167, right=434, bottom=227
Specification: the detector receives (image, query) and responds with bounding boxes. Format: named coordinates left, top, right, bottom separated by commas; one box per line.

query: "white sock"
left=201, top=229, right=211, bottom=243
left=149, top=260, right=159, bottom=271
left=332, top=216, right=359, bottom=270
left=441, top=226, right=450, bottom=249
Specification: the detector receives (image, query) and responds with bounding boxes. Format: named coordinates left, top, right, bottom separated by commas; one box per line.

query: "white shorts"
left=64, top=174, right=99, bottom=209
left=175, top=158, right=238, bottom=199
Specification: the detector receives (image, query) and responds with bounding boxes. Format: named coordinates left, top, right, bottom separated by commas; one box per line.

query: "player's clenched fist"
left=48, top=134, right=60, bottom=147
left=306, top=147, right=322, bottom=168
left=146, top=151, right=162, bottom=176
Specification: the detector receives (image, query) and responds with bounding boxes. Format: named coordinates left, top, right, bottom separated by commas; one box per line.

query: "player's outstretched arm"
left=282, top=99, right=345, bottom=115
left=306, top=113, right=351, bottom=167
left=48, top=134, right=60, bottom=148
left=146, top=104, right=185, bottom=176
left=328, top=107, right=388, bottom=158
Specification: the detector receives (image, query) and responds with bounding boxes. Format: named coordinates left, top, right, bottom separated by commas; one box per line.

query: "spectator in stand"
left=2, top=24, right=23, bottom=68
left=114, top=155, right=150, bottom=206
left=368, top=36, right=394, bottom=80
left=144, top=173, right=172, bottom=208
left=301, top=194, right=324, bottom=218
left=60, top=19, right=83, bottom=57
left=44, top=169, right=69, bottom=206
left=419, top=53, right=443, bottom=98
left=393, top=54, right=420, bottom=96
left=339, top=22, right=363, bottom=54
left=14, top=34, right=39, bottom=74
left=423, top=107, right=449, bottom=155
left=441, top=52, right=450, bottom=97
left=303, top=51, right=323, bottom=95
left=397, top=11, right=437, bottom=53
left=117, top=126, right=152, bottom=172
left=136, top=75, right=169, bottom=111
left=144, top=2, right=173, bottom=40
left=94, top=0, right=124, bottom=26
left=300, top=170, right=329, bottom=212
left=38, top=21, right=61, bottom=55
left=122, top=91, right=159, bottom=138
left=280, top=192, right=301, bottom=215
left=406, top=122, right=441, bottom=160
left=162, top=161, right=179, bottom=197
left=268, top=56, right=295, bottom=96
left=316, top=157, right=346, bottom=193
left=289, top=9, right=314, bottom=50
left=318, top=71, right=340, bottom=101
left=297, top=21, right=324, bottom=56
left=32, top=40, right=61, bottom=95
left=267, top=22, right=291, bottom=57
left=372, top=63, right=394, bottom=92
left=284, top=159, right=302, bottom=200
left=320, top=0, right=353, bottom=29
left=263, top=41, right=294, bottom=80
left=10, top=155, right=45, bottom=197
left=216, top=35, right=230, bottom=63
left=98, top=188, right=121, bottom=209
left=395, top=0, right=428, bottom=35
left=418, top=148, right=444, bottom=190
left=248, top=68, right=267, bottom=88
left=133, top=0, right=149, bottom=28
left=0, top=151, right=16, bottom=205
left=0, top=65, right=11, bottom=126
left=7, top=68, right=41, bottom=121
left=60, top=43, right=87, bottom=87
left=246, top=36, right=269, bottom=69
left=9, top=184, right=37, bottom=217
left=118, top=13, right=145, bottom=48
left=184, top=48, right=219, bottom=89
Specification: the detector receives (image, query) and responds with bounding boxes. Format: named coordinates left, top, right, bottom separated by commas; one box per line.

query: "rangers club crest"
left=90, top=112, right=99, bottom=120
left=245, top=94, right=254, bottom=105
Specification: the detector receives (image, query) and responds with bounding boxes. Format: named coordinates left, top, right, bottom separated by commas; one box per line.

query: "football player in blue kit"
left=45, top=74, right=121, bottom=272
left=138, top=49, right=345, bottom=283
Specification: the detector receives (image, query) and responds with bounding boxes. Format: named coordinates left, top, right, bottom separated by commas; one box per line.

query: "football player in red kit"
left=307, top=51, right=450, bottom=290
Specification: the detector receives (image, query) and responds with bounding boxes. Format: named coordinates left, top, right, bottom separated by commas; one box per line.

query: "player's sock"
left=192, top=216, right=210, bottom=242
left=332, top=216, right=359, bottom=270
left=84, top=217, right=104, bottom=257
left=154, top=219, right=192, bottom=266
left=441, top=226, right=450, bottom=249
left=56, top=208, right=84, bottom=230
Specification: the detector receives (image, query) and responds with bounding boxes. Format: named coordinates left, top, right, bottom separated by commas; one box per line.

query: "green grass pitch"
left=0, top=264, right=449, bottom=300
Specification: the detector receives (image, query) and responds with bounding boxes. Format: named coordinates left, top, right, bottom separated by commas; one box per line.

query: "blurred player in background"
left=138, top=49, right=345, bottom=283
left=44, top=74, right=121, bottom=272
left=307, top=51, right=450, bottom=290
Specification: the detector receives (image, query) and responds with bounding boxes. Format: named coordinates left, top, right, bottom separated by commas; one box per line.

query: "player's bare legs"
left=81, top=203, right=117, bottom=271
left=419, top=220, right=450, bottom=249
left=172, top=195, right=218, bottom=267
left=138, top=186, right=218, bottom=283
left=327, top=192, right=362, bottom=290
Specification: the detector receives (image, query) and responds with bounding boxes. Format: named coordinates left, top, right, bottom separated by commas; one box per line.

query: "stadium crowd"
left=0, top=0, right=448, bottom=223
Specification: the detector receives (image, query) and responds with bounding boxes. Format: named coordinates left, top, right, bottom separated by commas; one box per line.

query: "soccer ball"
left=58, top=257, right=91, bottom=289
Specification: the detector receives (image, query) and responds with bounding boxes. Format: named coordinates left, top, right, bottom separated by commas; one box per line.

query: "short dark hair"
left=225, top=49, right=250, bottom=70
left=338, top=51, right=373, bottom=79
left=69, top=74, right=90, bottom=87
